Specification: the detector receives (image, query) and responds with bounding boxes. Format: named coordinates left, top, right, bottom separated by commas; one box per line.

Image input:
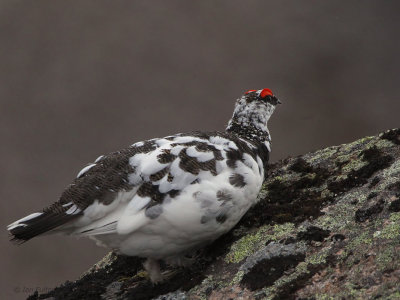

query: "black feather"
left=9, top=210, right=81, bottom=243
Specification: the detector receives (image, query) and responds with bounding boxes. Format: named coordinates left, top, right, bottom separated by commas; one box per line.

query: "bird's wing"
left=74, top=133, right=229, bottom=236
left=9, top=131, right=263, bottom=242
left=90, top=131, right=263, bottom=237
left=8, top=140, right=157, bottom=242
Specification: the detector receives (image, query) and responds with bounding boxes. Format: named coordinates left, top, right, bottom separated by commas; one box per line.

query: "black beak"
left=277, top=98, right=282, bottom=104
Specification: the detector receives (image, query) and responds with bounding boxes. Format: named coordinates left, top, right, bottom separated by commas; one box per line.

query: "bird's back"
left=8, top=130, right=267, bottom=259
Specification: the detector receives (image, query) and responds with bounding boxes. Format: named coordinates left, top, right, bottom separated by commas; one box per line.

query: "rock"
left=29, top=128, right=400, bottom=300
left=297, top=226, right=331, bottom=242
left=354, top=197, right=384, bottom=223
left=240, top=242, right=307, bottom=290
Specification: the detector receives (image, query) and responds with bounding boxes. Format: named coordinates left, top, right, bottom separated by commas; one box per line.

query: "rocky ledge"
left=30, top=129, right=400, bottom=300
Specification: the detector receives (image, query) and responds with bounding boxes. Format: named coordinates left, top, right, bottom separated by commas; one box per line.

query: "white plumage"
left=8, top=88, right=280, bottom=282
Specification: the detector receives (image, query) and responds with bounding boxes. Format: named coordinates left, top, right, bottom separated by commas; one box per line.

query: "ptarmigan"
left=8, top=88, right=280, bottom=282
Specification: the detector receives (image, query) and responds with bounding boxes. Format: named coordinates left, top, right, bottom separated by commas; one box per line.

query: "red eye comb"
left=245, top=89, right=257, bottom=94
left=260, top=88, right=273, bottom=98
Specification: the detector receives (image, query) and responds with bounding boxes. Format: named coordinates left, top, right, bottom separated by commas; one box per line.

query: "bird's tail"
left=7, top=208, right=80, bottom=243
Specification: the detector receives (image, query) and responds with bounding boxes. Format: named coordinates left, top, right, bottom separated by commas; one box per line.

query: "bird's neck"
left=226, top=119, right=271, bottom=174
left=226, top=120, right=271, bottom=145
left=225, top=101, right=274, bottom=144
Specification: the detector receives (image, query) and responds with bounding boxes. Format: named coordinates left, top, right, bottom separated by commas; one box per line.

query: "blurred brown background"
left=0, top=1, right=399, bottom=299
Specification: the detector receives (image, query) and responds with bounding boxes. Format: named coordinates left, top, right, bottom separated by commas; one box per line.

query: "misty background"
left=1, top=1, right=399, bottom=299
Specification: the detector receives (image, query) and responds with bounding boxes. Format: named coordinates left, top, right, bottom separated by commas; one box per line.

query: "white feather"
left=172, top=136, right=206, bottom=144
left=94, top=155, right=105, bottom=163
left=140, top=150, right=168, bottom=176
left=264, top=140, right=271, bottom=152
left=186, top=146, right=214, bottom=162
left=7, top=212, right=43, bottom=230
left=126, top=196, right=151, bottom=213
left=65, top=205, right=81, bottom=215
left=131, top=141, right=144, bottom=147
left=7, top=223, right=27, bottom=230
left=77, top=163, right=96, bottom=178
left=155, top=139, right=170, bottom=147
left=54, top=133, right=265, bottom=259
left=117, top=196, right=151, bottom=235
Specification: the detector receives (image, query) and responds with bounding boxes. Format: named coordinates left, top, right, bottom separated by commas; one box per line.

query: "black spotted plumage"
left=8, top=88, right=280, bottom=285
left=229, top=173, right=246, bottom=188
left=167, top=172, right=174, bottom=182
left=216, top=190, right=233, bottom=202
left=137, top=182, right=165, bottom=203
left=226, top=148, right=244, bottom=169
left=178, top=147, right=218, bottom=176
left=216, top=213, right=227, bottom=224
left=60, top=141, right=157, bottom=210
left=157, top=149, right=176, bottom=164
left=8, top=130, right=265, bottom=242
left=149, top=167, right=170, bottom=181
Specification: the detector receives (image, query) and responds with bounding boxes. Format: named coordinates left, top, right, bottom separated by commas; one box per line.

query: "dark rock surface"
left=29, top=129, right=400, bottom=300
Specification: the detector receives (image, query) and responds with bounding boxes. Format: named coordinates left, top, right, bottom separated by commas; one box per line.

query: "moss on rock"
left=30, top=129, right=400, bottom=300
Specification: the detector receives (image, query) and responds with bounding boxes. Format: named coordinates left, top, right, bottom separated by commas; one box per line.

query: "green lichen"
left=342, top=282, right=366, bottom=298
left=353, top=135, right=375, bottom=144
left=260, top=242, right=322, bottom=299
left=376, top=223, right=400, bottom=240
left=387, top=291, right=400, bottom=300
left=230, top=270, right=245, bottom=286
left=342, top=135, right=375, bottom=151
left=372, top=280, right=400, bottom=299
left=374, top=138, right=398, bottom=149
left=37, top=130, right=400, bottom=300
left=306, top=249, right=329, bottom=266
left=316, top=281, right=367, bottom=299
left=315, top=294, right=335, bottom=300
left=265, top=173, right=297, bottom=186
left=225, top=226, right=269, bottom=263
left=271, top=175, right=283, bottom=181
left=376, top=247, right=397, bottom=271
left=390, top=212, right=400, bottom=222
left=341, top=157, right=368, bottom=174
left=347, top=231, right=373, bottom=249
left=376, top=212, right=400, bottom=240
left=225, top=223, right=296, bottom=263
left=263, top=259, right=310, bottom=300
left=372, top=161, right=400, bottom=195
left=271, top=223, right=296, bottom=238
left=134, top=270, right=148, bottom=279
left=353, top=193, right=368, bottom=204
left=262, top=247, right=329, bottom=298
left=315, top=199, right=355, bottom=232
left=341, top=231, right=373, bottom=268
left=187, top=275, right=216, bottom=300
left=381, top=158, right=400, bottom=178
left=81, top=251, right=116, bottom=277
left=307, top=147, right=338, bottom=164
left=257, top=184, right=269, bottom=199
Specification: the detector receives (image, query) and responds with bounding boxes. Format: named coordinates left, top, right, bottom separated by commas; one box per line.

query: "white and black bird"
left=8, top=88, right=280, bottom=282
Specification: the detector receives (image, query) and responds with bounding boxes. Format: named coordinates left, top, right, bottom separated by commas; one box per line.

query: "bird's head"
left=241, top=89, right=281, bottom=114
left=226, top=88, right=281, bottom=140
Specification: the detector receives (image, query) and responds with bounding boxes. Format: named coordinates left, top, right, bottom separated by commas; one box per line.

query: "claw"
left=143, top=258, right=164, bottom=284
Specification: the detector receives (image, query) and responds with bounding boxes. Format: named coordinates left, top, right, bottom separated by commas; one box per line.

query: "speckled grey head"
left=226, top=88, right=281, bottom=143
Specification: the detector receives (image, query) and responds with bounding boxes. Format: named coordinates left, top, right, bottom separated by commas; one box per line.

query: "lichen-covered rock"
left=29, top=129, right=400, bottom=300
